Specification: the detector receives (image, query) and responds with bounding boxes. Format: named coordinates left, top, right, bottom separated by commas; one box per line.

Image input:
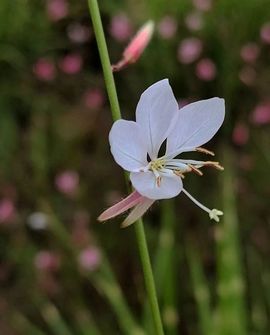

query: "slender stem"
left=87, top=1, right=164, bottom=334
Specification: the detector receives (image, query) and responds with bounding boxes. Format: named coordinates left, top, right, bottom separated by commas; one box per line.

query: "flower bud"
left=112, top=20, right=154, bottom=72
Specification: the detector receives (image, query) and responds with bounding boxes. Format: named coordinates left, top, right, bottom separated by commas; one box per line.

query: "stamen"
left=196, top=147, right=215, bottom=156
left=173, top=170, right=185, bottom=178
left=203, top=161, right=224, bottom=171
left=188, top=164, right=203, bottom=176
left=182, top=188, right=223, bottom=222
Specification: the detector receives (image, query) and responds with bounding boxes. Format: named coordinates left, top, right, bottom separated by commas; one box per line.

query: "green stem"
left=87, top=1, right=164, bottom=334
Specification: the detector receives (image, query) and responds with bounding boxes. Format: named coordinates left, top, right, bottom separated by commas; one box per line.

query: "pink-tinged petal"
left=121, top=198, right=155, bottom=228
left=112, top=21, right=154, bottom=72
left=130, top=171, right=183, bottom=200
left=98, top=190, right=143, bottom=222
left=166, top=98, right=225, bottom=156
left=136, top=79, right=179, bottom=159
left=109, top=120, right=148, bottom=171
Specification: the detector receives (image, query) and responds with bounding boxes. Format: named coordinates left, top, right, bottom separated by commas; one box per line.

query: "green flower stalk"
left=86, top=1, right=164, bottom=334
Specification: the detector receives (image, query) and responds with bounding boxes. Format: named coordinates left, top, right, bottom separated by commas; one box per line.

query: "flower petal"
left=121, top=197, right=155, bottom=228
left=136, top=79, right=179, bottom=159
left=98, top=190, right=143, bottom=222
left=166, top=98, right=225, bottom=156
left=130, top=171, right=183, bottom=200
left=109, top=120, right=148, bottom=171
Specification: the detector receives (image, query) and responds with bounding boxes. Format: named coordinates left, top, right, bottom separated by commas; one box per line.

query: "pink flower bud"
left=196, top=58, right=217, bottom=81
left=109, top=14, right=133, bottom=42
left=33, top=58, right=56, bottom=81
left=0, top=199, right=15, bottom=223
left=185, top=12, right=203, bottom=31
left=112, top=21, right=154, bottom=72
left=59, top=53, right=83, bottom=74
left=239, top=66, right=256, bottom=86
left=46, top=0, right=68, bottom=22
left=78, top=247, right=101, bottom=271
left=192, top=0, right=212, bottom=11
left=157, top=16, right=177, bottom=39
left=232, top=123, right=249, bottom=146
left=251, top=103, right=270, bottom=125
left=67, top=23, right=91, bottom=43
left=240, top=43, right=260, bottom=63
left=177, top=37, right=203, bottom=64
left=260, top=22, right=270, bottom=44
left=84, top=88, right=104, bottom=109
left=55, top=170, right=79, bottom=195
left=34, top=251, right=60, bottom=271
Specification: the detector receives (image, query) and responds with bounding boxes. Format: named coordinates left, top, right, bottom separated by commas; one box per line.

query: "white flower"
left=99, top=79, right=225, bottom=227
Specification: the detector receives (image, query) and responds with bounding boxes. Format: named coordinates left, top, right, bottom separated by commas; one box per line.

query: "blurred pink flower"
left=177, top=37, right=203, bottom=64
left=0, top=199, right=15, bottom=224
left=260, top=22, right=270, bottom=44
left=251, top=103, right=270, bottom=125
left=55, top=170, right=79, bottom=195
left=46, top=0, right=68, bottom=22
left=34, top=251, right=60, bottom=271
left=239, top=66, right=256, bottom=86
left=78, top=247, right=101, bottom=271
left=192, top=0, right=212, bottom=11
left=240, top=43, right=260, bottom=63
left=84, top=88, right=104, bottom=109
left=196, top=58, right=217, bottom=81
left=232, top=123, right=249, bottom=146
left=185, top=12, right=203, bottom=31
left=112, top=21, right=154, bottom=72
left=67, top=23, right=91, bottom=43
left=109, top=13, right=133, bottom=42
left=59, top=54, right=83, bottom=74
left=33, top=58, right=56, bottom=81
left=157, top=16, right=177, bottom=39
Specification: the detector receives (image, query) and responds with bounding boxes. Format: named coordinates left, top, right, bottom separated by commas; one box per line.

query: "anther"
left=188, top=164, right=203, bottom=176
left=204, top=161, right=224, bottom=171
left=196, top=147, right=215, bottom=156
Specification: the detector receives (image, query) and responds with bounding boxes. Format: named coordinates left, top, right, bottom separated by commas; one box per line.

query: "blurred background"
left=0, top=0, right=270, bottom=334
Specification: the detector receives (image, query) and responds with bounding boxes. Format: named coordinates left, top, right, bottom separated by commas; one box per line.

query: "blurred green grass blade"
left=152, top=200, right=179, bottom=334
left=246, top=246, right=268, bottom=334
left=47, top=205, right=144, bottom=335
left=12, top=313, right=47, bottom=335
left=214, top=147, right=247, bottom=335
left=186, top=246, right=213, bottom=335
left=90, top=270, right=145, bottom=335
left=159, top=200, right=178, bottom=335
left=41, top=303, right=74, bottom=335
left=74, top=310, right=102, bottom=335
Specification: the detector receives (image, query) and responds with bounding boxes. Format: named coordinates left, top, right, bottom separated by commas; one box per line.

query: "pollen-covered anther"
left=204, top=161, right=224, bottom=171
left=188, top=164, right=203, bottom=176
left=196, top=147, right=215, bottom=156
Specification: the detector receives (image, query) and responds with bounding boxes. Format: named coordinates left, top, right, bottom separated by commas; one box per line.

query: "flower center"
left=149, top=157, right=165, bottom=172
left=146, top=151, right=224, bottom=188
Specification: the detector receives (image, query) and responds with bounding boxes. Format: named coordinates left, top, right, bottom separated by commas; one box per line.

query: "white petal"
left=109, top=120, right=148, bottom=172
left=136, top=79, right=179, bottom=159
left=130, top=171, right=183, bottom=200
left=166, top=98, right=225, bottom=156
